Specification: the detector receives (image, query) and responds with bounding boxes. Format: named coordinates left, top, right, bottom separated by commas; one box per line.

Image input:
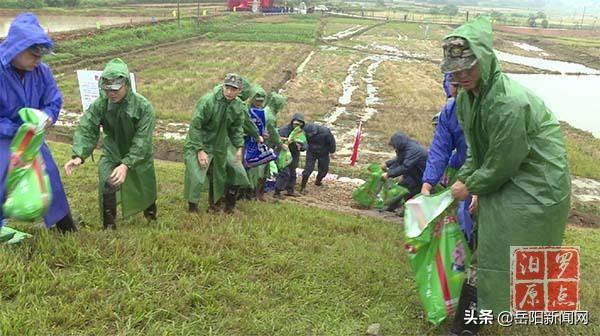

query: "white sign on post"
left=76, top=70, right=137, bottom=112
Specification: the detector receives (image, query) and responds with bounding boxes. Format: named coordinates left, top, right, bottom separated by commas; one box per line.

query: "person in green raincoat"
left=264, top=92, right=285, bottom=149
left=184, top=74, right=249, bottom=214
left=440, top=17, right=570, bottom=335
left=64, top=58, right=157, bottom=230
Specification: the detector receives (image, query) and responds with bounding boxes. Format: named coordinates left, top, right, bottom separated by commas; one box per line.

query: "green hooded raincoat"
left=72, top=58, right=157, bottom=218
left=184, top=84, right=249, bottom=203
left=265, top=91, right=285, bottom=149
left=448, top=17, right=570, bottom=312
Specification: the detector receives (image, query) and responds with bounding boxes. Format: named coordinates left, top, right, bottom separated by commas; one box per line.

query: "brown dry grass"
left=281, top=50, right=361, bottom=124
left=367, top=61, right=445, bottom=148
left=58, top=40, right=313, bottom=121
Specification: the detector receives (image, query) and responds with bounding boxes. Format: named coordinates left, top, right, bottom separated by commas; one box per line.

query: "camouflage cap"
left=101, top=77, right=127, bottom=91
left=440, top=37, right=477, bottom=73
left=224, top=73, right=243, bottom=89
left=29, top=44, right=53, bottom=56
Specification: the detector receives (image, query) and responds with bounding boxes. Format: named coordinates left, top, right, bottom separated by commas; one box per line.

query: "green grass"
left=46, top=15, right=245, bottom=67
left=55, top=40, right=313, bottom=120
left=45, top=14, right=320, bottom=69
left=563, top=123, right=600, bottom=181
left=1, top=143, right=598, bottom=335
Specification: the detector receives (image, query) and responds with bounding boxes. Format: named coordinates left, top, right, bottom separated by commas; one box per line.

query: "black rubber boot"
left=442, top=283, right=480, bottom=336
left=102, top=193, right=117, bottom=230
left=207, top=182, right=221, bottom=213
left=300, top=175, right=309, bottom=193
left=188, top=202, right=199, bottom=213
left=273, top=189, right=284, bottom=200
left=144, top=202, right=157, bottom=221
left=224, top=186, right=238, bottom=214
left=55, top=212, right=77, bottom=233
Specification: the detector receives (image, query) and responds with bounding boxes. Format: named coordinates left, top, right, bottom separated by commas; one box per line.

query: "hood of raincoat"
left=290, top=113, right=305, bottom=128
left=98, top=58, right=132, bottom=102
left=443, top=17, right=501, bottom=97
left=0, top=13, right=53, bottom=66
left=389, top=131, right=411, bottom=153
left=267, top=92, right=286, bottom=114
left=303, top=123, right=319, bottom=138
left=443, top=73, right=452, bottom=98
left=248, top=85, right=267, bottom=106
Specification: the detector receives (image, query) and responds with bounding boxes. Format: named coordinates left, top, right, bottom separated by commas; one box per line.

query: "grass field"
left=1, top=11, right=599, bottom=335
left=1, top=142, right=598, bottom=335
left=57, top=39, right=313, bottom=121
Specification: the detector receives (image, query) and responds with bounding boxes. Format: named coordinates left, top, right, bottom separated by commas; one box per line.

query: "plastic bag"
left=403, top=189, right=471, bottom=325
left=277, top=126, right=306, bottom=169
left=352, top=163, right=384, bottom=208
left=380, top=179, right=409, bottom=207
left=2, top=108, right=53, bottom=221
left=244, top=142, right=277, bottom=168
left=244, top=108, right=277, bottom=168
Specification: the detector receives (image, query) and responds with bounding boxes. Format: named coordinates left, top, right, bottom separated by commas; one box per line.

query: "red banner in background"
left=350, top=121, right=363, bottom=166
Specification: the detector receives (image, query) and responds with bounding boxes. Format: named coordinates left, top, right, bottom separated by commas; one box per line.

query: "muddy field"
left=45, top=14, right=600, bottom=224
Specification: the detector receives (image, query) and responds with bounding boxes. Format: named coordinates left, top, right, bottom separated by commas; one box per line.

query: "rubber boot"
left=442, top=283, right=480, bottom=336
left=273, top=188, right=284, bottom=200
left=300, top=175, right=309, bottom=194
left=55, top=212, right=77, bottom=233
left=102, top=193, right=117, bottom=230
left=256, top=178, right=266, bottom=202
left=188, top=202, right=199, bottom=213
left=224, top=186, right=238, bottom=214
left=144, top=202, right=157, bottom=221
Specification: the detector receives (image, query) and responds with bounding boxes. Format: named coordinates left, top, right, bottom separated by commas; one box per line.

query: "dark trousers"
left=275, top=153, right=300, bottom=193
left=302, top=150, right=330, bottom=183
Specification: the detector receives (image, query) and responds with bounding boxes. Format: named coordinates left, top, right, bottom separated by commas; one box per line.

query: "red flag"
left=350, top=121, right=362, bottom=166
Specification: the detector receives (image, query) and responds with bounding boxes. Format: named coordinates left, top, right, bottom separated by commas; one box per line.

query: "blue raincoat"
left=423, top=74, right=471, bottom=241
left=423, top=74, right=468, bottom=186
left=0, top=13, right=70, bottom=228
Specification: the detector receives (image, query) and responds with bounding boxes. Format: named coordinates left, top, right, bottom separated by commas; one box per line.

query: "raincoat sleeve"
left=266, top=121, right=281, bottom=148
left=228, top=105, right=245, bottom=149
left=186, top=98, right=209, bottom=153
left=463, top=100, right=530, bottom=195
left=423, top=110, right=454, bottom=185
left=327, top=131, right=336, bottom=153
left=387, top=144, right=422, bottom=178
left=72, top=100, right=102, bottom=162
left=39, top=65, right=63, bottom=124
left=299, top=141, right=307, bottom=152
left=0, top=72, right=18, bottom=135
left=385, top=158, right=397, bottom=168
left=457, top=147, right=476, bottom=182
left=121, top=102, right=156, bottom=169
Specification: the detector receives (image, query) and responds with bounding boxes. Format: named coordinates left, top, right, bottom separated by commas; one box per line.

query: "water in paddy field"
left=507, top=74, right=600, bottom=138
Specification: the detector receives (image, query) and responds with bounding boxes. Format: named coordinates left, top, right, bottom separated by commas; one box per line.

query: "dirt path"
left=276, top=174, right=599, bottom=228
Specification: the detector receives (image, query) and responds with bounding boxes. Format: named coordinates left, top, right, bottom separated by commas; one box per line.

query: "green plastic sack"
left=277, top=125, right=307, bottom=169
left=403, top=189, right=471, bottom=325
left=2, top=108, right=53, bottom=221
left=0, top=226, right=32, bottom=244
left=380, top=179, right=410, bottom=207
left=352, top=163, right=384, bottom=208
